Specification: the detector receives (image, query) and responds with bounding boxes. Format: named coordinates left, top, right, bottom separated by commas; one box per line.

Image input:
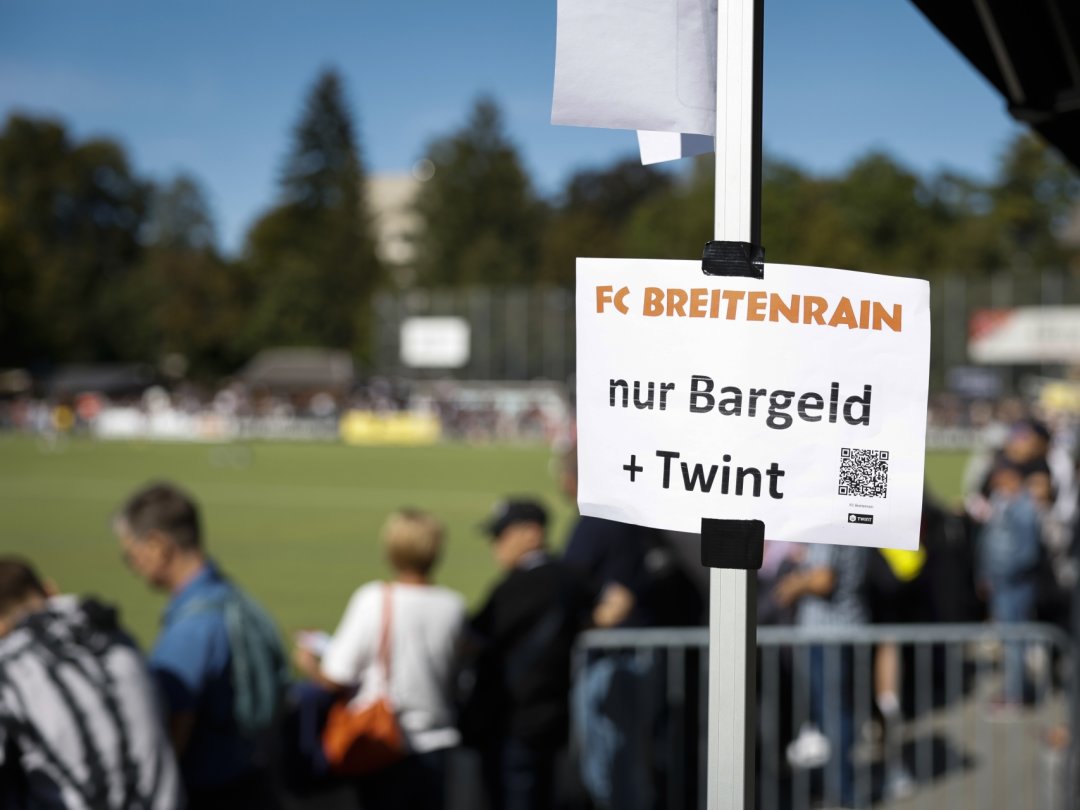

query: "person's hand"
left=293, top=642, right=348, bottom=693
left=293, top=645, right=321, bottom=679
left=965, top=493, right=993, bottom=523
left=773, top=573, right=804, bottom=609
left=593, top=582, right=635, bottom=628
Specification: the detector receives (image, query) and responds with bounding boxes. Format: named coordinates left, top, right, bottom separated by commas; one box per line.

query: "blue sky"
left=0, top=0, right=1024, bottom=255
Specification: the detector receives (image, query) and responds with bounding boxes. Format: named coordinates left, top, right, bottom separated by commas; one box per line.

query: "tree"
left=621, top=154, right=714, bottom=260
left=144, top=175, right=217, bottom=252
left=986, top=133, right=1080, bottom=272
left=759, top=157, right=862, bottom=270
left=0, top=115, right=149, bottom=367
left=241, top=69, right=382, bottom=359
left=830, top=152, right=940, bottom=273
left=557, top=139, right=1077, bottom=282
left=137, top=176, right=243, bottom=377
left=539, top=158, right=675, bottom=284
left=914, top=171, right=999, bottom=273
left=412, top=97, right=545, bottom=286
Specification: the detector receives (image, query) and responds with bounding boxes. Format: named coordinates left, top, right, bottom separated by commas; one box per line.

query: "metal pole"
left=708, top=1, right=763, bottom=809
left=1071, top=517, right=1080, bottom=806
left=709, top=567, right=758, bottom=809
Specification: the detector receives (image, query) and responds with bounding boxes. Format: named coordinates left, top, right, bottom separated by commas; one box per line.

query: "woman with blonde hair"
left=295, top=508, right=465, bottom=809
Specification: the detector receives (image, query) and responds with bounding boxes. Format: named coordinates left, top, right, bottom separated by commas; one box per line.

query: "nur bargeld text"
left=608, top=377, right=872, bottom=501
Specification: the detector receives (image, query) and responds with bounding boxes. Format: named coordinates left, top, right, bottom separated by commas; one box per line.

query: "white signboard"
left=576, top=259, right=931, bottom=550
left=969, top=307, right=1080, bottom=364
left=400, top=317, right=470, bottom=369
left=552, top=0, right=716, bottom=137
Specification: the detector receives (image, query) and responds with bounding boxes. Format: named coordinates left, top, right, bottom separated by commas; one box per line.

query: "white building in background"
left=367, top=172, right=423, bottom=284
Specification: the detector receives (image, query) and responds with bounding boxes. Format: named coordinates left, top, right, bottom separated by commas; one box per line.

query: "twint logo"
left=848, top=513, right=874, bottom=524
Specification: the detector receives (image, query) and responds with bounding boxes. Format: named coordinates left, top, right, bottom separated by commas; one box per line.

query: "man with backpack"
left=114, top=481, right=288, bottom=809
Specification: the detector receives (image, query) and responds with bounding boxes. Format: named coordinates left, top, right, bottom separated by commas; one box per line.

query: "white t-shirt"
left=320, top=581, right=466, bottom=753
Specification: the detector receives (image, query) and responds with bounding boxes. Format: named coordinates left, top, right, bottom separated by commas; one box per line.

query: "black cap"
left=481, top=498, right=548, bottom=539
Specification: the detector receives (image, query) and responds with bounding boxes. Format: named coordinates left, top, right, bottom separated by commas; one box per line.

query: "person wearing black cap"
left=464, top=498, right=590, bottom=810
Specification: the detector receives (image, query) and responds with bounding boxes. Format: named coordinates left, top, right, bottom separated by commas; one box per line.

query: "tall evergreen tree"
left=241, top=69, right=382, bottom=359
left=412, top=97, right=544, bottom=286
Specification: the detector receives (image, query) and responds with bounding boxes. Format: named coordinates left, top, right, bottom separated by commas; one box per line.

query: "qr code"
left=838, top=448, right=889, bottom=498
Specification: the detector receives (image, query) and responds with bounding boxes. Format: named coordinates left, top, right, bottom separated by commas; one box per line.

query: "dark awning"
left=240, top=348, right=355, bottom=392
left=911, top=0, right=1080, bottom=170
left=48, top=364, right=156, bottom=397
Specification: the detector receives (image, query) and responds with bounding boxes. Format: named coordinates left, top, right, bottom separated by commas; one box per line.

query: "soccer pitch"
left=0, top=436, right=969, bottom=647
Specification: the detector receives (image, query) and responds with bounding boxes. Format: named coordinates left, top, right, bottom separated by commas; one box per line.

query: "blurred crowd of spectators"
left=0, top=378, right=569, bottom=445
left=6, top=382, right=1080, bottom=453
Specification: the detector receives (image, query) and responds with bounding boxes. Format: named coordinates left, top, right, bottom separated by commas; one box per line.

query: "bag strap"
left=378, top=583, right=393, bottom=680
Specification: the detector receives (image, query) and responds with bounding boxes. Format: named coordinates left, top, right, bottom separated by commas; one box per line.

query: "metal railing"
left=573, top=623, right=1077, bottom=810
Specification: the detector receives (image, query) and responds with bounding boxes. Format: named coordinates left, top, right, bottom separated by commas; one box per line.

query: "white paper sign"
left=576, top=259, right=931, bottom=550
left=552, top=0, right=717, bottom=137
left=637, top=131, right=715, bottom=165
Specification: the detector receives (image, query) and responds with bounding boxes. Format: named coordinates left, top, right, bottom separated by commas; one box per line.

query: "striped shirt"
left=0, top=596, right=182, bottom=809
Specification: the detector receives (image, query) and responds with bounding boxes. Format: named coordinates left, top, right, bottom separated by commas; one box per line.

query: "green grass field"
left=0, top=435, right=969, bottom=648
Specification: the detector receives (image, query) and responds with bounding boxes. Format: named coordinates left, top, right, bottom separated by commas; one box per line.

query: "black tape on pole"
left=702, top=240, right=765, bottom=278
left=700, top=518, right=765, bottom=570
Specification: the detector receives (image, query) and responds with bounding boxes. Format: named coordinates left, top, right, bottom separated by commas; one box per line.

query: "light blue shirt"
left=151, top=561, right=257, bottom=790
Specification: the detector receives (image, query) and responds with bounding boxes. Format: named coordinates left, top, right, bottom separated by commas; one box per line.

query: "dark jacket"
left=465, top=555, right=590, bottom=749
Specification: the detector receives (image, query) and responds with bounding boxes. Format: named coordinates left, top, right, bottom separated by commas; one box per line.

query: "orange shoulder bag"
left=322, top=583, right=407, bottom=775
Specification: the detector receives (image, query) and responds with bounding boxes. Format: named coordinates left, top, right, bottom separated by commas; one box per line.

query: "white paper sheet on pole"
left=637, top=131, right=715, bottom=164
left=552, top=0, right=717, bottom=137
left=576, top=259, right=931, bottom=550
